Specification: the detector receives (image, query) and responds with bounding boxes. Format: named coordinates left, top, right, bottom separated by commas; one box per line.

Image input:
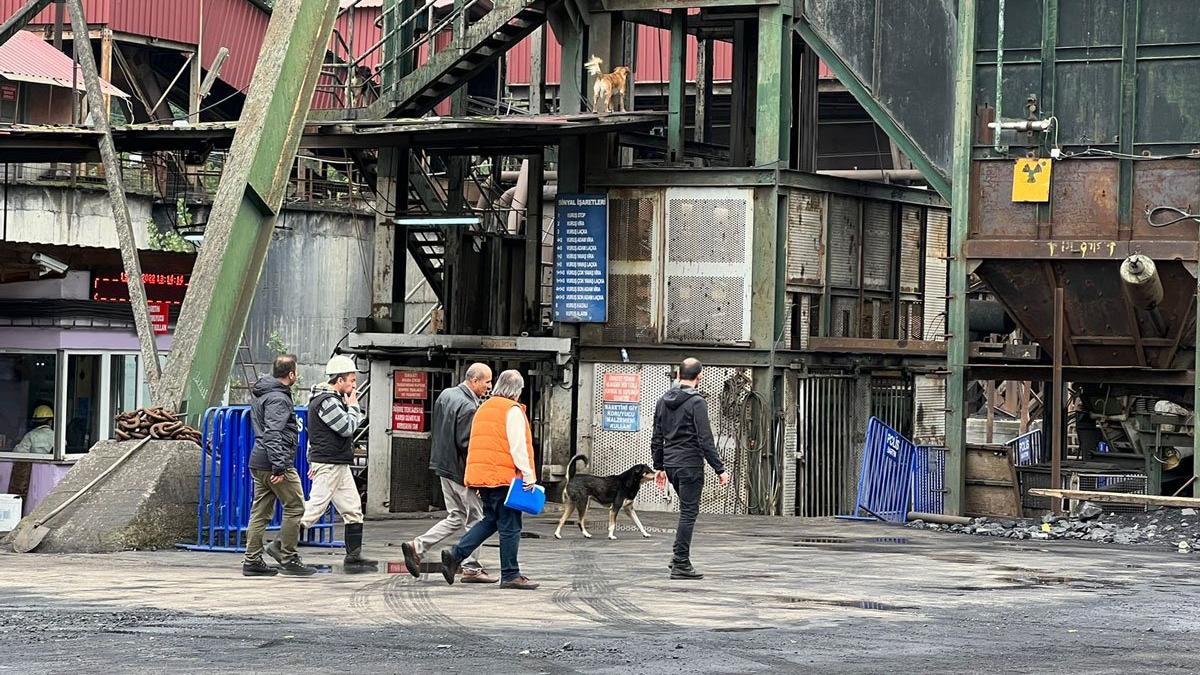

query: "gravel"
left=907, top=502, right=1200, bottom=552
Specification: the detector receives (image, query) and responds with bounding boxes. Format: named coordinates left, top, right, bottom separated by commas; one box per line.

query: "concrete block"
left=4, top=440, right=200, bottom=553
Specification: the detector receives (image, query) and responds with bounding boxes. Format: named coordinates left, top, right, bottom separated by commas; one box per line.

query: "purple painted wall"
left=0, top=460, right=72, bottom=516
left=0, top=328, right=173, bottom=352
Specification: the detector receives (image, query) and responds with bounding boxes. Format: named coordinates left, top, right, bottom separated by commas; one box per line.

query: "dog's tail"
left=585, top=55, right=603, bottom=76
left=566, top=453, right=588, bottom=482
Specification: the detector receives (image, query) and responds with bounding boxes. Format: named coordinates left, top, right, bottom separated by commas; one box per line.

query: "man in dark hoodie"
left=242, top=354, right=315, bottom=577
left=651, top=358, right=730, bottom=580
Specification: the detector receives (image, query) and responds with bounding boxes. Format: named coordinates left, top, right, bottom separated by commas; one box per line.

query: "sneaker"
left=670, top=563, right=703, bottom=580
left=264, top=540, right=285, bottom=565
left=400, top=542, right=421, bottom=578
left=277, top=559, right=317, bottom=577
left=499, top=576, right=540, bottom=590
left=460, top=567, right=498, bottom=584
left=242, top=559, right=278, bottom=577
left=440, top=549, right=461, bottom=585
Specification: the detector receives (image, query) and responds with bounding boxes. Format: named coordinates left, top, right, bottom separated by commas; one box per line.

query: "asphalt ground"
left=2, top=510, right=1199, bottom=673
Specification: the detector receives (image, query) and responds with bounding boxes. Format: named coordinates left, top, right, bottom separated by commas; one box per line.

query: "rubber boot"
left=342, top=523, right=378, bottom=574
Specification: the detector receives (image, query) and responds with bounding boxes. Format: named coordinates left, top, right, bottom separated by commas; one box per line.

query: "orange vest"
left=464, top=396, right=535, bottom=488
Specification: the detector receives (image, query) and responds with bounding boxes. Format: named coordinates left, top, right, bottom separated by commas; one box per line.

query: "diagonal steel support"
left=158, top=0, right=341, bottom=419
left=66, top=0, right=161, bottom=397
left=0, top=0, right=54, bottom=46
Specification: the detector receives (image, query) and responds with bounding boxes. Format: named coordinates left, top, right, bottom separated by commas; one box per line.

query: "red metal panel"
left=0, top=0, right=111, bottom=26
left=0, top=29, right=125, bottom=96
left=199, top=0, right=270, bottom=92
left=332, top=5, right=382, bottom=71
left=109, top=0, right=198, bottom=45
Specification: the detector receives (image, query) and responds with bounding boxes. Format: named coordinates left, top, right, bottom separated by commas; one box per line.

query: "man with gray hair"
left=441, top=369, right=539, bottom=590
left=400, top=363, right=497, bottom=583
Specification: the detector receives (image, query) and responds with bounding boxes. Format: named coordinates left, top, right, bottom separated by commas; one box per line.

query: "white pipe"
left=507, top=159, right=529, bottom=235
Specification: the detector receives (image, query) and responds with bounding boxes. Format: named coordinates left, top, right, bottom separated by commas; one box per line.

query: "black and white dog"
left=554, top=454, right=656, bottom=540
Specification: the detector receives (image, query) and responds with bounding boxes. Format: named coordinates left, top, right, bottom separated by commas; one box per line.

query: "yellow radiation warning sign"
left=1012, top=158, right=1052, bottom=202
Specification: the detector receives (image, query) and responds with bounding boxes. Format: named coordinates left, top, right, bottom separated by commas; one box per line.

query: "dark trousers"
left=666, top=466, right=705, bottom=563
left=451, top=486, right=523, bottom=582
left=244, top=468, right=304, bottom=564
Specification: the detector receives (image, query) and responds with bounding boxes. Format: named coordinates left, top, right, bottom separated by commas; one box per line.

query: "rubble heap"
left=908, top=504, right=1200, bottom=553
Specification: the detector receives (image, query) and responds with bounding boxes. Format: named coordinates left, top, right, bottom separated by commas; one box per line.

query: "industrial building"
left=1, top=0, right=1199, bottom=536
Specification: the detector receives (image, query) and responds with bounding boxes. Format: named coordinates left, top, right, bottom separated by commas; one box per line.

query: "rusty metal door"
left=796, top=373, right=862, bottom=517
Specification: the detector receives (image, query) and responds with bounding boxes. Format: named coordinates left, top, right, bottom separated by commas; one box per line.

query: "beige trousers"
left=301, top=462, right=363, bottom=527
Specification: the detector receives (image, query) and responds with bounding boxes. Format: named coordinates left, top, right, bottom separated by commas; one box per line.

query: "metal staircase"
left=369, top=0, right=555, bottom=120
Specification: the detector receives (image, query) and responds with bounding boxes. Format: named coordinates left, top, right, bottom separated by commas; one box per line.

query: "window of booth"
left=63, top=354, right=103, bottom=455
left=0, top=350, right=149, bottom=461
left=0, top=352, right=59, bottom=457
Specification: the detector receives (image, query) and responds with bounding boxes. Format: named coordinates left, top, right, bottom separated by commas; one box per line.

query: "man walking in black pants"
left=651, top=358, right=730, bottom=580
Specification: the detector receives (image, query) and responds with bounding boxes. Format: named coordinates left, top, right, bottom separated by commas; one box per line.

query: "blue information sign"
left=601, top=402, right=640, bottom=432
left=553, top=194, right=608, bottom=323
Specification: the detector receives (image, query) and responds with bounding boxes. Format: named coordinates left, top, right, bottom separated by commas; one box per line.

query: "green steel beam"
left=667, top=9, right=686, bottom=162
left=1037, top=0, right=1057, bottom=228
left=752, top=3, right=790, bottom=346
left=0, top=0, right=53, bottom=46
left=945, top=0, right=977, bottom=516
left=795, top=19, right=951, bottom=199
left=158, top=0, right=341, bottom=419
left=1117, top=0, right=1139, bottom=232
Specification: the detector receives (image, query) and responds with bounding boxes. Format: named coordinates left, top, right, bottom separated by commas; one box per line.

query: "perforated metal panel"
left=664, top=188, right=753, bottom=344
left=665, top=276, right=746, bottom=343
left=899, top=205, right=923, bottom=294
left=913, top=374, right=947, bottom=445
left=861, top=201, right=893, bottom=291
left=830, top=296, right=859, bottom=338
left=604, top=189, right=663, bottom=344
left=786, top=188, right=825, bottom=286
left=589, top=362, right=750, bottom=515
left=827, top=195, right=861, bottom=289
left=924, top=209, right=950, bottom=341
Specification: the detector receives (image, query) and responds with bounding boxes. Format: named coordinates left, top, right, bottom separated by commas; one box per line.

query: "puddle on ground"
left=780, top=597, right=916, bottom=611
left=711, top=626, right=773, bottom=633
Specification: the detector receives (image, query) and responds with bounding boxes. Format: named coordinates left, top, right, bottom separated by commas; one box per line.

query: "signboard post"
left=553, top=194, right=608, bottom=323
left=600, top=372, right=641, bottom=432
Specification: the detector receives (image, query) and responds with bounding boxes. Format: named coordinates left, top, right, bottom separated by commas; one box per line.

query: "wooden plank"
left=1029, top=488, right=1200, bottom=508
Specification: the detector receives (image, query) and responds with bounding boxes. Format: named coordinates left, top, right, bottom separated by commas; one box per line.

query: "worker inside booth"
left=0, top=353, right=58, bottom=455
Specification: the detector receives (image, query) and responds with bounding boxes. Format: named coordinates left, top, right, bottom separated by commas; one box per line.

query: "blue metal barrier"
left=1007, top=429, right=1045, bottom=466
left=179, top=404, right=342, bottom=552
left=840, top=417, right=916, bottom=523
left=911, top=446, right=947, bottom=514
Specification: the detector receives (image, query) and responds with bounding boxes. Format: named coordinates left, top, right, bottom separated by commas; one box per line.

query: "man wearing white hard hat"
left=296, top=354, right=376, bottom=573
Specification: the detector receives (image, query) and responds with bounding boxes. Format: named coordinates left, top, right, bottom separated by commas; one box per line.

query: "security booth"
left=353, top=333, right=573, bottom=517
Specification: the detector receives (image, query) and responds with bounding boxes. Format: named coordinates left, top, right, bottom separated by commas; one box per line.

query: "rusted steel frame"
left=1119, top=288, right=1148, bottom=366
left=968, top=365, right=1194, bottom=387
left=1039, top=262, right=1079, bottom=366
left=1051, top=286, right=1064, bottom=514
left=964, top=239, right=1200, bottom=261
left=66, top=0, right=162, bottom=396
left=1161, top=293, right=1195, bottom=369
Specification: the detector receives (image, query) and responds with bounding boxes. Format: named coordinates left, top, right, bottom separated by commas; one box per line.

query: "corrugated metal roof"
left=0, top=30, right=127, bottom=98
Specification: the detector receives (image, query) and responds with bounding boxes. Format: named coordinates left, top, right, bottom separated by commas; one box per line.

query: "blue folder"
left=504, top=478, right=546, bottom=515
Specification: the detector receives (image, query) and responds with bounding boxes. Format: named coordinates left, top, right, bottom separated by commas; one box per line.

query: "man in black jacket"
left=651, top=358, right=730, bottom=580
left=242, top=354, right=315, bottom=577
left=399, top=363, right=497, bottom=583
left=296, top=355, right=376, bottom=573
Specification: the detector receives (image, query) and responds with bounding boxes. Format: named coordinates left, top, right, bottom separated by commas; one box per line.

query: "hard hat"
left=325, top=354, right=357, bottom=376
left=32, top=405, right=53, bottom=419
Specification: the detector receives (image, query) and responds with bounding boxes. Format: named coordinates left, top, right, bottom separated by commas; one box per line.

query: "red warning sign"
left=391, top=403, right=426, bottom=433
left=602, top=372, right=641, bottom=403
left=393, top=371, right=428, bottom=400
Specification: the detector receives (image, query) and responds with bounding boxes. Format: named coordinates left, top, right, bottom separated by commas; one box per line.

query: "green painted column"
left=667, top=9, right=686, bottom=163
left=158, top=0, right=342, bottom=419
left=945, top=0, right=977, bottom=515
